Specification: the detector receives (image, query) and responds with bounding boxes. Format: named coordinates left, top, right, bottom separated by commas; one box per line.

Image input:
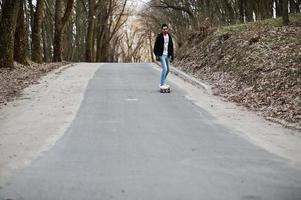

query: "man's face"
left=162, top=26, right=168, bottom=35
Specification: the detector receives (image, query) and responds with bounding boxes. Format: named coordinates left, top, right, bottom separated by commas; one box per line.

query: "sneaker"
left=160, top=85, right=168, bottom=89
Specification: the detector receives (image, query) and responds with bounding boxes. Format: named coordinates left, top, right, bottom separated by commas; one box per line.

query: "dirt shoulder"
left=155, top=64, right=301, bottom=169
left=0, top=63, right=100, bottom=187
left=0, top=62, right=70, bottom=106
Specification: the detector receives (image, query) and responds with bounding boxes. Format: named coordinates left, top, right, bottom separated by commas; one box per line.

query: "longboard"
left=160, top=87, right=171, bottom=93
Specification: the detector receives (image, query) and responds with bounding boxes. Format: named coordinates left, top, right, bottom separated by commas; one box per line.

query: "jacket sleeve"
left=153, top=35, right=159, bottom=56
left=170, top=36, right=174, bottom=60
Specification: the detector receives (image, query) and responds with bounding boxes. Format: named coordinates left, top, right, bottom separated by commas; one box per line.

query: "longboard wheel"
left=160, top=88, right=170, bottom=93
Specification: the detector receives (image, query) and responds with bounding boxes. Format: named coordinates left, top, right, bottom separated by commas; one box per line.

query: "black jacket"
left=153, top=33, right=174, bottom=59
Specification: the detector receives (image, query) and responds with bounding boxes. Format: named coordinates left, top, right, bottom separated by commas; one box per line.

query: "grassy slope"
left=175, top=14, right=301, bottom=129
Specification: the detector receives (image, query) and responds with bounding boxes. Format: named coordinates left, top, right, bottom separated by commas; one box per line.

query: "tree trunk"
left=276, top=0, right=283, bottom=16
left=239, top=0, right=246, bottom=23
left=92, top=17, right=97, bottom=61
left=297, top=0, right=301, bottom=13
left=27, top=0, right=35, bottom=30
left=85, top=0, right=96, bottom=62
left=42, top=21, right=48, bottom=62
left=64, top=21, right=74, bottom=60
left=96, top=13, right=106, bottom=62
left=245, top=0, right=254, bottom=22
left=53, top=0, right=74, bottom=62
left=97, top=30, right=110, bottom=62
left=260, top=0, right=273, bottom=19
left=27, top=0, right=35, bottom=53
left=97, top=29, right=109, bottom=62
left=32, top=0, right=45, bottom=63
left=44, top=13, right=54, bottom=62
left=14, top=2, right=29, bottom=65
left=289, top=0, right=300, bottom=13
left=73, top=0, right=83, bottom=62
left=53, top=0, right=64, bottom=62
left=0, top=0, right=22, bottom=68
left=283, top=0, right=289, bottom=25
left=224, top=0, right=235, bottom=24
left=148, top=31, right=154, bottom=62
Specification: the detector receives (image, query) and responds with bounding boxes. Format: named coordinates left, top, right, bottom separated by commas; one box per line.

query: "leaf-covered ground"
left=174, top=15, right=301, bottom=130
left=0, top=62, right=68, bottom=106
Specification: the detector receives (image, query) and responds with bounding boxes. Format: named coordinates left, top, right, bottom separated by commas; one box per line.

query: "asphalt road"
left=1, top=63, right=301, bottom=200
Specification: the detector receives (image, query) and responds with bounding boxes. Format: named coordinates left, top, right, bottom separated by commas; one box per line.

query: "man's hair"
left=161, top=24, right=168, bottom=29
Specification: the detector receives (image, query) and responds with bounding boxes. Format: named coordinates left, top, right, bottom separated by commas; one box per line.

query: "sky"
left=128, top=0, right=150, bottom=9
left=31, top=0, right=149, bottom=6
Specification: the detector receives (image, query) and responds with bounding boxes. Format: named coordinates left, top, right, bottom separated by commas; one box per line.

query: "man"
left=154, top=24, right=174, bottom=90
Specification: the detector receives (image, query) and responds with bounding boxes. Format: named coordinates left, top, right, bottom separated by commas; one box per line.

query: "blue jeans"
left=159, top=55, right=169, bottom=86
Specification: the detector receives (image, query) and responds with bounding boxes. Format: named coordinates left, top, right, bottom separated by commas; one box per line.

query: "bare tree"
left=96, top=0, right=128, bottom=62
left=14, top=2, right=29, bottom=65
left=32, top=0, right=45, bottom=63
left=0, top=0, right=23, bottom=68
left=86, top=0, right=97, bottom=62
left=121, top=28, right=144, bottom=62
left=283, top=0, right=289, bottom=25
left=53, top=0, right=74, bottom=62
left=72, top=0, right=87, bottom=61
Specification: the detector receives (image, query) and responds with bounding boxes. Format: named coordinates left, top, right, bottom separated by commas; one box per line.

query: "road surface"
left=1, top=63, right=301, bottom=200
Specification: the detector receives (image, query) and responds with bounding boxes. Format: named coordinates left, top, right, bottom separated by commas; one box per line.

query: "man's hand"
left=156, top=56, right=160, bottom=61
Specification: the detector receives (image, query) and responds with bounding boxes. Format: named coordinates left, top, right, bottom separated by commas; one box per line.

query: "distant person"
left=154, top=24, right=174, bottom=91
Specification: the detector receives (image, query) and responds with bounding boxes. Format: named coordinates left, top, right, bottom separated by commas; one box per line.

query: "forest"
left=0, top=0, right=300, bottom=68
left=0, top=0, right=132, bottom=68
left=139, top=0, right=299, bottom=60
